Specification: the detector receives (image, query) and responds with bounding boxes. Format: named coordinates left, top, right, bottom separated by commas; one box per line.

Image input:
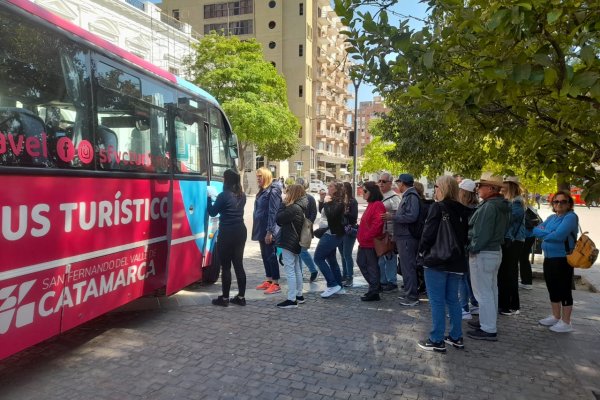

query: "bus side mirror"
left=229, top=133, right=239, bottom=159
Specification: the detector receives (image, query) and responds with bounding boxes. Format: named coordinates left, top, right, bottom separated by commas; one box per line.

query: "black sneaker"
left=230, top=296, right=246, bottom=306
left=467, top=329, right=498, bottom=341
left=467, top=320, right=481, bottom=329
left=443, top=336, right=465, bottom=349
left=309, top=272, right=318, bottom=282
left=382, top=284, right=398, bottom=292
left=360, top=292, right=381, bottom=302
left=417, top=339, right=446, bottom=353
left=212, top=296, right=229, bottom=307
left=277, top=299, right=298, bottom=309
left=342, top=278, right=353, bottom=287
left=296, top=296, right=306, bottom=304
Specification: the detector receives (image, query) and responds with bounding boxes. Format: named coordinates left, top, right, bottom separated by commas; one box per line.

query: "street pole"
left=352, top=73, right=361, bottom=197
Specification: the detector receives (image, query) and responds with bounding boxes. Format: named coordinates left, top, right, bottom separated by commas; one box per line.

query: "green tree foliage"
left=185, top=33, right=300, bottom=176
left=335, top=0, right=600, bottom=201
left=359, top=119, right=405, bottom=175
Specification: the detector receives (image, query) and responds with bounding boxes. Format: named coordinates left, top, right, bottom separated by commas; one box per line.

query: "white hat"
left=459, top=179, right=476, bottom=192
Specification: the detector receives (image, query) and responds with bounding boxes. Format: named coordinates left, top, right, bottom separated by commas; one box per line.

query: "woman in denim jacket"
left=497, top=177, right=526, bottom=316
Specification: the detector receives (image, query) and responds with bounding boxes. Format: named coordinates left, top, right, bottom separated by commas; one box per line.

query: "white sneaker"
left=519, top=283, right=533, bottom=290
left=462, top=310, right=473, bottom=320
left=337, top=288, right=347, bottom=295
left=549, top=320, right=574, bottom=333
left=539, top=315, right=560, bottom=326
left=320, top=285, right=341, bottom=298
left=470, top=306, right=479, bottom=315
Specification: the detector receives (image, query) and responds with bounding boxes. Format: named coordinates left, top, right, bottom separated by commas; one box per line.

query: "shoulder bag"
left=422, top=203, right=463, bottom=266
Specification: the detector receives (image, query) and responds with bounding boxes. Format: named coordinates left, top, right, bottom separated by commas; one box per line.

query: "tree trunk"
left=556, top=171, right=570, bottom=192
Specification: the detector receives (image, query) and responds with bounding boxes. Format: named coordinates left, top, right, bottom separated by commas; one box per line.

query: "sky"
left=353, top=0, right=430, bottom=104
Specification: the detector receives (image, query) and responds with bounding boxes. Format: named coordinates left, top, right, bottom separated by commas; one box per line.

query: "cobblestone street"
left=2, top=234, right=600, bottom=400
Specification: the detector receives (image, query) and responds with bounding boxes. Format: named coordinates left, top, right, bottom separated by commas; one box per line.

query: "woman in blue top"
left=533, top=191, right=578, bottom=333
left=208, top=169, right=247, bottom=307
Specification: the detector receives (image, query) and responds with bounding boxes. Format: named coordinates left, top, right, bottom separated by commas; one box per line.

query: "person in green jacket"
left=466, top=172, right=511, bottom=342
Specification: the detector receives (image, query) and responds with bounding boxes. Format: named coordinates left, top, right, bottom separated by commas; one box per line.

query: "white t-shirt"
left=382, top=190, right=401, bottom=233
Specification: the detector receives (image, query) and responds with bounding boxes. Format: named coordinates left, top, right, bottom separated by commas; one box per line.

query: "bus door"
left=166, top=104, right=210, bottom=295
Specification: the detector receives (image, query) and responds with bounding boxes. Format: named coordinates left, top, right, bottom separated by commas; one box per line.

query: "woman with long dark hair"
left=208, top=169, right=247, bottom=306
left=533, top=191, right=578, bottom=332
left=356, top=181, right=385, bottom=301
left=314, top=181, right=347, bottom=298
left=338, top=182, right=359, bottom=287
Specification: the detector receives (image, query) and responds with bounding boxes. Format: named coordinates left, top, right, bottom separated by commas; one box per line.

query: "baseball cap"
left=458, top=179, right=476, bottom=192
left=394, top=173, right=414, bottom=186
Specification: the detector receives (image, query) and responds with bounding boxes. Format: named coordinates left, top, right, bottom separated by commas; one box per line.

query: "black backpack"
left=524, top=205, right=542, bottom=230
left=407, top=194, right=433, bottom=240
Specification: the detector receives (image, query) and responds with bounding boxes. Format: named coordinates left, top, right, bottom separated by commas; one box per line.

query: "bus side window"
left=174, top=109, right=207, bottom=176
left=209, top=106, right=230, bottom=177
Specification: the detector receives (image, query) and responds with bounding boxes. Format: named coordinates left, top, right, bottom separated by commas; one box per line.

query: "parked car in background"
left=309, top=179, right=326, bottom=192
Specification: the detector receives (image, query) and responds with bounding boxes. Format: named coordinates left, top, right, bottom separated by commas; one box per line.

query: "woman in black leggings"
left=208, top=169, right=247, bottom=306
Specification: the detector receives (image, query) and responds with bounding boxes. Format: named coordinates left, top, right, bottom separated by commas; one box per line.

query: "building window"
left=299, top=127, right=302, bottom=138
left=204, top=1, right=253, bottom=19
left=268, top=1, right=276, bottom=8
left=299, top=85, right=303, bottom=97
left=268, top=41, right=276, bottom=49
left=172, top=9, right=180, bottom=20
left=229, top=19, right=253, bottom=35
left=299, top=3, right=304, bottom=15
left=269, top=21, right=276, bottom=29
left=298, top=44, right=303, bottom=57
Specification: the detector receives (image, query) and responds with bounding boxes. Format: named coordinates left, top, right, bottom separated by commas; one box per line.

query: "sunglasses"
left=552, top=200, right=568, bottom=205
left=377, top=180, right=390, bottom=183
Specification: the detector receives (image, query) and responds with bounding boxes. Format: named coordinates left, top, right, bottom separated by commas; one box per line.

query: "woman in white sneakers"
left=533, top=191, right=578, bottom=332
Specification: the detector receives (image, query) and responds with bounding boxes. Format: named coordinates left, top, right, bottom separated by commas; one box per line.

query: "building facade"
left=158, top=0, right=353, bottom=183
left=355, top=95, right=389, bottom=156
left=32, top=0, right=198, bottom=76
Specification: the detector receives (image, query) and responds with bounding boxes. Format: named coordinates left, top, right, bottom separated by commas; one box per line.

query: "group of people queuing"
left=207, top=167, right=580, bottom=352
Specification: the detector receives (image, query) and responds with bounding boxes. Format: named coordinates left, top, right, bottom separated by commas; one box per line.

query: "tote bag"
left=422, top=205, right=463, bottom=266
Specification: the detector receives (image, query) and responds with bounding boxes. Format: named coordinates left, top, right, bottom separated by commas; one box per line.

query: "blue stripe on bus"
left=176, top=77, right=218, bottom=105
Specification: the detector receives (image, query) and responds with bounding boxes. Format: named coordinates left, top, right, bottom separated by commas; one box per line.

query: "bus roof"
left=7, top=0, right=218, bottom=106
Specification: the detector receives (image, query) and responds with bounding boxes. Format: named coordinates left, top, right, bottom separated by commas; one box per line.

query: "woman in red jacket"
left=357, top=181, right=386, bottom=301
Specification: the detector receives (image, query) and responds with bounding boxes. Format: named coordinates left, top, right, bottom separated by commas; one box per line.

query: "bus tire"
left=202, top=261, right=220, bottom=284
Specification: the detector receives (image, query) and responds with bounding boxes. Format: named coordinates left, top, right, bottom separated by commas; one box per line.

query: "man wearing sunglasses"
left=377, top=173, right=401, bottom=291
left=466, top=172, right=511, bottom=342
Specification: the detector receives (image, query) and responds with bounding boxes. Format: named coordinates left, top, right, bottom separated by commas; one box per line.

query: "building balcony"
left=317, top=50, right=328, bottom=63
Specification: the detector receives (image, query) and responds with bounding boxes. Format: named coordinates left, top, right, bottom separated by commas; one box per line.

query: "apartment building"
left=32, top=0, right=198, bottom=76
left=355, top=96, right=389, bottom=156
left=158, top=0, right=353, bottom=183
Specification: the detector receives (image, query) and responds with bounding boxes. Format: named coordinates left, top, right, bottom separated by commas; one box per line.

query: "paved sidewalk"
left=1, top=238, right=600, bottom=400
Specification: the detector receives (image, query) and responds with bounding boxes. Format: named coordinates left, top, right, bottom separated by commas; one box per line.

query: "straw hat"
left=503, top=176, right=521, bottom=185
left=475, top=172, right=503, bottom=187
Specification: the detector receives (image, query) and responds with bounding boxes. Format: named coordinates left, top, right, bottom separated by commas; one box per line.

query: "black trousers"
left=218, top=224, right=247, bottom=298
left=519, top=236, right=535, bottom=285
left=357, top=247, right=381, bottom=294
left=543, top=257, right=574, bottom=306
left=498, top=240, right=523, bottom=311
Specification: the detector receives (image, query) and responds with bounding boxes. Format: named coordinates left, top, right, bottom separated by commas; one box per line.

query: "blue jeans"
left=259, top=240, right=280, bottom=280
left=314, top=233, right=343, bottom=287
left=337, top=233, right=357, bottom=279
left=378, top=253, right=398, bottom=285
left=459, top=259, right=477, bottom=311
left=299, top=247, right=317, bottom=274
left=424, top=267, right=463, bottom=342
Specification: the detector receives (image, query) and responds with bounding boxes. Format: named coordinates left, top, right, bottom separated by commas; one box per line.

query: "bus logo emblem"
left=0, top=280, right=36, bottom=334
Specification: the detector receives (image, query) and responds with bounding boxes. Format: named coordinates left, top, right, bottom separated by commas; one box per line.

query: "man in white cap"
left=466, top=172, right=511, bottom=341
